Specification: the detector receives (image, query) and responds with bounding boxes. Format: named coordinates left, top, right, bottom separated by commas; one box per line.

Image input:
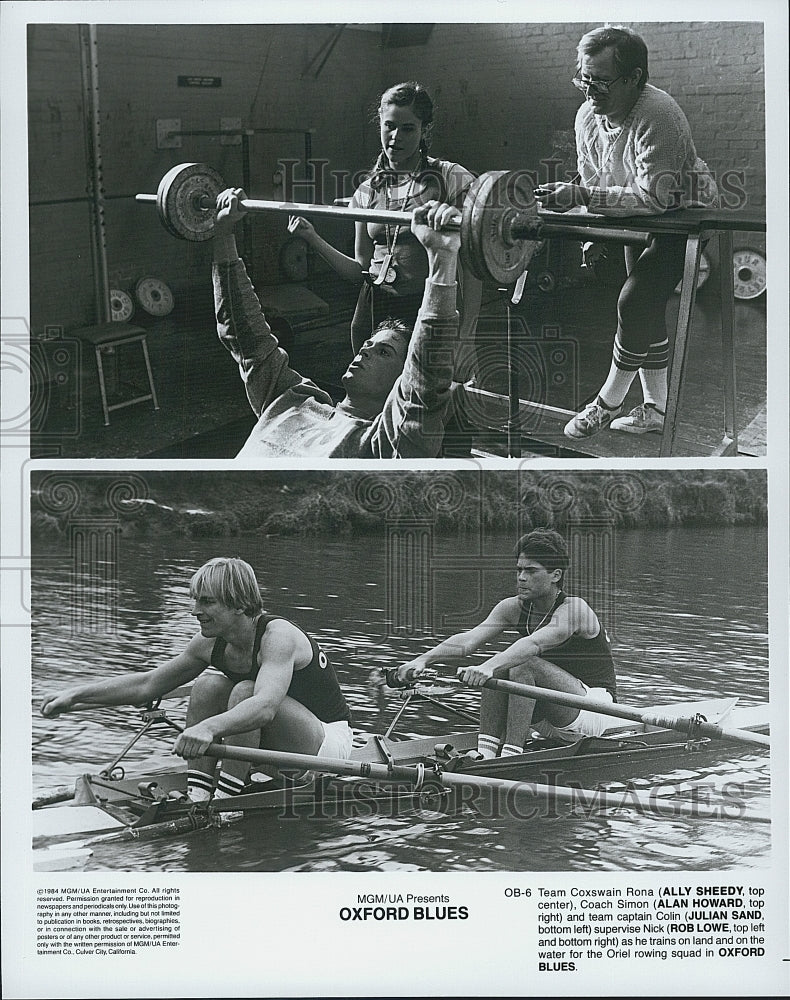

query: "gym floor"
left=31, top=252, right=767, bottom=460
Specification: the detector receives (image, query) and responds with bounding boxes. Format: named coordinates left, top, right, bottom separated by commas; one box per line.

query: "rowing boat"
left=32, top=693, right=771, bottom=857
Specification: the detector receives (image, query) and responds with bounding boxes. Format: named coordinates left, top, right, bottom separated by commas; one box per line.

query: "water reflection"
left=30, top=526, right=769, bottom=871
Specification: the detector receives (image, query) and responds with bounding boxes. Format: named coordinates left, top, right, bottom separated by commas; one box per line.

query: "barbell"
left=136, top=162, right=650, bottom=286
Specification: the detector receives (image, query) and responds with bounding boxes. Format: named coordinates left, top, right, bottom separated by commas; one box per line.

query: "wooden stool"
left=75, top=323, right=159, bottom=426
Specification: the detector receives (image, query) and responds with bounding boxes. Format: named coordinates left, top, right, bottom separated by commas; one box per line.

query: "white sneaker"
left=610, top=403, right=665, bottom=435
left=564, top=400, right=622, bottom=439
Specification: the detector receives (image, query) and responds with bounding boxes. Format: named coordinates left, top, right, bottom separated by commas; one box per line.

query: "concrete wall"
left=27, top=21, right=765, bottom=336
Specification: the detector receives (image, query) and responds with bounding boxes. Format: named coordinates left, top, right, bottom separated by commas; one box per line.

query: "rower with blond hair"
left=40, top=556, right=352, bottom=801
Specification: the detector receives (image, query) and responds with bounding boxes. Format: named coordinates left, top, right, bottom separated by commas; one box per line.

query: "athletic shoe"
left=610, top=403, right=665, bottom=435
left=563, top=399, right=622, bottom=439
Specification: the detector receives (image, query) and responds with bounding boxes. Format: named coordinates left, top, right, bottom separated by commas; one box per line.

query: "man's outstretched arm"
left=395, top=598, right=518, bottom=682
left=212, top=188, right=323, bottom=416
left=370, top=201, right=461, bottom=458
left=40, top=638, right=210, bottom=717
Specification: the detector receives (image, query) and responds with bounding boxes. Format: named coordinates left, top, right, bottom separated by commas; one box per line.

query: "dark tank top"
left=515, top=591, right=617, bottom=699
left=210, top=614, right=351, bottom=723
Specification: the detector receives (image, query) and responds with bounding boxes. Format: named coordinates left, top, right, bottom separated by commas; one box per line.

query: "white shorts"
left=317, top=720, right=353, bottom=759
left=533, top=686, right=617, bottom=742
left=197, top=673, right=352, bottom=758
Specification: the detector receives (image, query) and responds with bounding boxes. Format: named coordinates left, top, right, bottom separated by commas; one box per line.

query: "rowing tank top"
left=515, top=591, right=617, bottom=699
left=210, top=614, right=351, bottom=723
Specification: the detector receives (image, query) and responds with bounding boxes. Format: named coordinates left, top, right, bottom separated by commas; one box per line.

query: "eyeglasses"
left=572, top=74, right=627, bottom=95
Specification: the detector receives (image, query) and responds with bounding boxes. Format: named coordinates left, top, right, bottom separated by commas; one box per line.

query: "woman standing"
left=290, top=81, right=481, bottom=363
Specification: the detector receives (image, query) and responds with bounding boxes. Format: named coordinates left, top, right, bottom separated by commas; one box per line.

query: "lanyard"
left=384, top=173, right=417, bottom=254
left=369, top=173, right=417, bottom=287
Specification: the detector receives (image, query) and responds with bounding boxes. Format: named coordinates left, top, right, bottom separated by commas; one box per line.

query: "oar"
left=205, top=742, right=425, bottom=784
left=203, top=743, right=770, bottom=824
left=440, top=771, right=771, bottom=824
left=32, top=786, right=76, bottom=809
left=434, top=677, right=770, bottom=749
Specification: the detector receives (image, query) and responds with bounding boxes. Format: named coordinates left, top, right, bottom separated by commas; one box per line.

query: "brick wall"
left=27, top=21, right=765, bottom=335
left=388, top=21, right=765, bottom=207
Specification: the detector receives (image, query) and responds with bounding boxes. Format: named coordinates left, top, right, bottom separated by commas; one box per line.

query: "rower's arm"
left=39, top=637, right=210, bottom=717
left=475, top=599, right=599, bottom=678
left=179, top=622, right=299, bottom=743
left=397, top=599, right=517, bottom=680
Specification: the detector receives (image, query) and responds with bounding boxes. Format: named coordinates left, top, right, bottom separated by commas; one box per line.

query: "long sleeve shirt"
left=213, top=258, right=459, bottom=458
left=575, top=84, right=718, bottom=216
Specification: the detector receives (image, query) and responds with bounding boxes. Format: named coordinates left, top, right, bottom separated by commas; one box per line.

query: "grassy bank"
left=30, top=470, right=767, bottom=542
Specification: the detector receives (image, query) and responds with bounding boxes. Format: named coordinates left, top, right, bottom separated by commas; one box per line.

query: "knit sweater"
left=575, top=84, right=718, bottom=216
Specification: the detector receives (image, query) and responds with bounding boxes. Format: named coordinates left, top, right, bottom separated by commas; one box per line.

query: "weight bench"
left=469, top=208, right=766, bottom=458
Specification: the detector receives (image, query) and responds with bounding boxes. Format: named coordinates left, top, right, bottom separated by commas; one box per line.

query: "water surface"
left=31, top=526, right=770, bottom=872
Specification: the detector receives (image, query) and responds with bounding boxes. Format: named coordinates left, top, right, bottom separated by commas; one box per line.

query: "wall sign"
left=177, top=76, right=222, bottom=88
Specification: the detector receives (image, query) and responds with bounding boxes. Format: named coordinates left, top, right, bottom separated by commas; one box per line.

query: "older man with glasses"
left=535, top=25, right=718, bottom=440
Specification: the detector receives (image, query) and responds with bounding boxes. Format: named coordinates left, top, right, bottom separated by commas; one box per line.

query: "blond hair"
left=188, top=557, right=263, bottom=616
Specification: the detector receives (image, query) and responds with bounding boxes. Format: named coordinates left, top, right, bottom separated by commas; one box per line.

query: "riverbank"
left=29, top=470, right=767, bottom=542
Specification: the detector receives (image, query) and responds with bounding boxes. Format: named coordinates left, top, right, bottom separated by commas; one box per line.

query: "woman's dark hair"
left=577, top=25, right=650, bottom=90
left=368, top=81, right=435, bottom=190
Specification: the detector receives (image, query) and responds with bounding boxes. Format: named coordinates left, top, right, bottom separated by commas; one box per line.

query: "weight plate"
left=155, top=164, right=183, bottom=239
left=156, top=162, right=226, bottom=242
left=674, top=248, right=712, bottom=294
left=109, top=288, right=135, bottom=322
left=732, top=247, right=766, bottom=300
left=460, top=170, right=540, bottom=285
left=135, top=276, right=175, bottom=316
left=279, top=236, right=309, bottom=282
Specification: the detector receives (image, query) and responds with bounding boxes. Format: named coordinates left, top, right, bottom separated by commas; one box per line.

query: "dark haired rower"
left=394, top=528, right=618, bottom=758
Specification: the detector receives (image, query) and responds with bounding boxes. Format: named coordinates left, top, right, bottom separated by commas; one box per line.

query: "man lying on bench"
left=212, top=188, right=465, bottom=458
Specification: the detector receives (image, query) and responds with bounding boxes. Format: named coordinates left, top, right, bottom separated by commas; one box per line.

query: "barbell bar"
left=136, top=161, right=651, bottom=286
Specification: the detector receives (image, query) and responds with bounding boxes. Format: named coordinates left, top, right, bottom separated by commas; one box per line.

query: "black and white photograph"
left=20, top=16, right=768, bottom=461
left=29, top=468, right=771, bottom=875
left=1, top=1, right=788, bottom=998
